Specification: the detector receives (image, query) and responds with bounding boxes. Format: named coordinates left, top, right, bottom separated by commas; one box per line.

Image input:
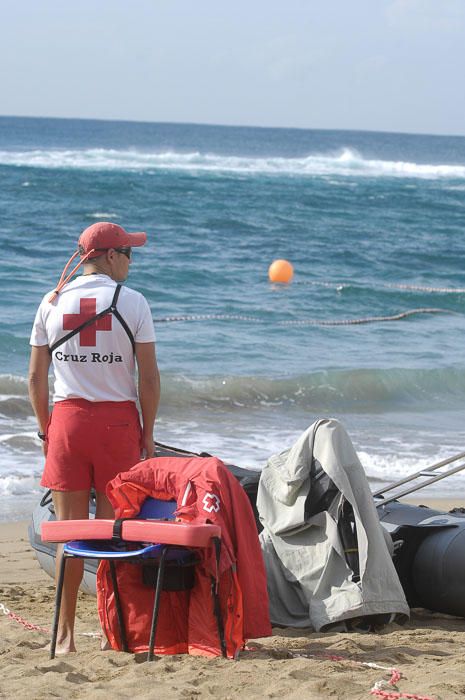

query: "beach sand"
left=1, top=504, right=465, bottom=700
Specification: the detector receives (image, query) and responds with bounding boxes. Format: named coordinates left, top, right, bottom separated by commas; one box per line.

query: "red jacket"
left=97, top=456, right=271, bottom=657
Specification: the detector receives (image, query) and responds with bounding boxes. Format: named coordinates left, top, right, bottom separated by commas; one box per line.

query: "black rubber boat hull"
left=377, top=499, right=465, bottom=616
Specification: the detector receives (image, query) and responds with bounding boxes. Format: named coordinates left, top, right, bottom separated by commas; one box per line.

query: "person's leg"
left=95, top=492, right=116, bottom=650
left=52, top=489, right=90, bottom=654
left=95, top=492, right=115, bottom=519
left=91, top=402, right=141, bottom=650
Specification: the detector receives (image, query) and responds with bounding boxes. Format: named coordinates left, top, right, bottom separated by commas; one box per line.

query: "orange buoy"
left=268, top=259, right=294, bottom=283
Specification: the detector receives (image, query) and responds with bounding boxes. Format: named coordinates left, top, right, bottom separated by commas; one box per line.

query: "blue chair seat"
left=64, top=539, right=164, bottom=559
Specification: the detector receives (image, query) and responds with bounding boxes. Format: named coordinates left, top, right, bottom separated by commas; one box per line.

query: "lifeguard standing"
left=29, top=221, right=160, bottom=654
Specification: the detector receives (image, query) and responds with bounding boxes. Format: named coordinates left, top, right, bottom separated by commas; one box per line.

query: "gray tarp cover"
left=257, top=418, right=409, bottom=630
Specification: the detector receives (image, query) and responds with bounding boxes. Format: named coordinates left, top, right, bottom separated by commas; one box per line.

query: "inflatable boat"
left=28, top=442, right=465, bottom=617
left=374, top=449, right=465, bottom=617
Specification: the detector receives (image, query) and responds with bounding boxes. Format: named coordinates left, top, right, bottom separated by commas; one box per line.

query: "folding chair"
left=41, top=498, right=224, bottom=661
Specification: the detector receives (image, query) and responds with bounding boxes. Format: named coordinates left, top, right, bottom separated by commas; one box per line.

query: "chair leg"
left=212, top=537, right=227, bottom=658
left=148, top=546, right=167, bottom=661
left=109, top=560, right=128, bottom=652
left=50, top=552, right=67, bottom=660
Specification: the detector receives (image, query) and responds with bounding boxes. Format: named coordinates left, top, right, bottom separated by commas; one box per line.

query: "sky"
left=0, top=0, right=464, bottom=136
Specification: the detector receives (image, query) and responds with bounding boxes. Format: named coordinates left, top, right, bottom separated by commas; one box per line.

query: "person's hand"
left=140, top=434, right=155, bottom=460
left=42, top=440, right=48, bottom=457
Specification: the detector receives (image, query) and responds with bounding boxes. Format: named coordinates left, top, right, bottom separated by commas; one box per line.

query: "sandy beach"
left=1, top=503, right=465, bottom=700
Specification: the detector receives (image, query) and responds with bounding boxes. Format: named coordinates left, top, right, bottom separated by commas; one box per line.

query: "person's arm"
left=28, top=345, right=52, bottom=454
left=135, top=341, right=160, bottom=459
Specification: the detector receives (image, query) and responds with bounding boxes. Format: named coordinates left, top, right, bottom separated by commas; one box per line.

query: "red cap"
left=78, top=222, right=147, bottom=259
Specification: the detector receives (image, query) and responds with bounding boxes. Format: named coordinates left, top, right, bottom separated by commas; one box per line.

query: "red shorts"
left=41, top=399, right=142, bottom=493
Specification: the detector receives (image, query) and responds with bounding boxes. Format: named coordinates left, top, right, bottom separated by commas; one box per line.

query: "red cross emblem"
left=202, top=493, right=220, bottom=513
left=63, top=298, right=112, bottom=346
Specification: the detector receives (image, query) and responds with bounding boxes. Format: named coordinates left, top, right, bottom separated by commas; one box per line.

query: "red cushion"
left=41, top=519, right=221, bottom=547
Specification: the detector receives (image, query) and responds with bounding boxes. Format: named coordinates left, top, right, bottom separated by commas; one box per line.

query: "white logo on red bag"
left=203, top=493, right=220, bottom=513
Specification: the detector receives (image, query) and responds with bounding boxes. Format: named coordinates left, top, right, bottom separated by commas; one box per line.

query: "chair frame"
left=46, top=518, right=226, bottom=661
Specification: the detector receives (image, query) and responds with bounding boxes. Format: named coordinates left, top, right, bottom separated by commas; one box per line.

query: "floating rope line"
left=154, top=308, right=453, bottom=326
left=277, top=308, right=452, bottom=326
left=295, top=280, right=465, bottom=294
left=385, top=282, right=465, bottom=294
left=294, top=281, right=349, bottom=289
left=155, top=314, right=263, bottom=324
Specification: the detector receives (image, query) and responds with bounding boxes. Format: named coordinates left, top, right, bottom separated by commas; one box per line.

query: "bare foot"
left=100, top=639, right=112, bottom=651
left=45, top=639, right=77, bottom=655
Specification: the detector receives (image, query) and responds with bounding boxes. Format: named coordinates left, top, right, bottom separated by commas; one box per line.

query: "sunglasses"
left=114, top=247, right=132, bottom=260
left=95, top=247, right=132, bottom=259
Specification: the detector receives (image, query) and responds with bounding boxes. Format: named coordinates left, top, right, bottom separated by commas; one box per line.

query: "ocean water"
left=2, top=115, right=465, bottom=521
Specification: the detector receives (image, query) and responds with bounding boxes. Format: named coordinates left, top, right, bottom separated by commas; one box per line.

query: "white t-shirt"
left=30, top=274, right=156, bottom=403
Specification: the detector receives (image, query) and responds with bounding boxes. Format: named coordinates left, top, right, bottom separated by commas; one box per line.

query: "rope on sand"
left=0, top=602, right=49, bottom=634
left=0, top=601, right=101, bottom=638
left=246, top=647, right=436, bottom=700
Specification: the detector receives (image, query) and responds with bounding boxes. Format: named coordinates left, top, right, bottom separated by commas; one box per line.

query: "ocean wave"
left=3, top=368, right=465, bottom=416
left=0, top=433, right=37, bottom=451
left=358, top=449, right=465, bottom=496
left=3, top=367, right=465, bottom=416
left=1, top=147, right=464, bottom=179
left=0, top=374, right=28, bottom=395
left=159, top=368, right=465, bottom=411
left=0, top=376, right=32, bottom=419
left=0, top=397, right=34, bottom=418
left=0, top=473, right=40, bottom=497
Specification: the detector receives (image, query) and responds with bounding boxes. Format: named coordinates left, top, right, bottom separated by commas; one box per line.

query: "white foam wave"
left=0, top=374, right=28, bottom=395
left=359, top=449, right=465, bottom=497
left=0, top=147, right=464, bottom=179
left=90, top=211, right=119, bottom=219
left=0, top=473, right=39, bottom=496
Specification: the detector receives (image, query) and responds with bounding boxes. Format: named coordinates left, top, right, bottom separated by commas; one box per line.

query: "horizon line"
left=0, top=113, right=464, bottom=141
